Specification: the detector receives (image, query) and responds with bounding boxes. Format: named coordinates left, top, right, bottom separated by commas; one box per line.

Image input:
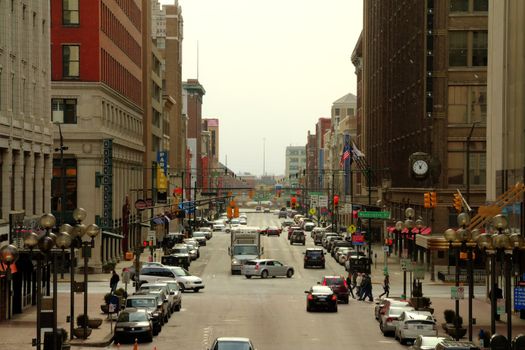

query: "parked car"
left=198, top=227, right=213, bottom=240
left=113, top=308, right=154, bottom=343
left=139, top=282, right=182, bottom=313
left=379, top=305, right=416, bottom=336
left=303, top=222, right=316, bottom=233
left=290, top=230, right=306, bottom=245
left=208, top=337, right=256, bottom=350
left=281, top=219, right=294, bottom=228
left=169, top=266, right=205, bottom=292
left=183, top=240, right=200, bottom=260
left=136, top=266, right=175, bottom=284
left=241, top=259, right=294, bottom=279
left=162, top=249, right=191, bottom=270
left=395, top=311, right=437, bottom=344
left=303, top=248, right=325, bottom=269
left=434, top=340, right=480, bottom=350
left=305, top=285, right=338, bottom=312
left=192, top=231, right=208, bottom=246
left=255, top=206, right=262, bottom=211
left=130, top=292, right=168, bottom=325
left=321, top=275, right=350, bottom=303
left=278, top=210, right=288, bottom=218
left=213, top=221, right=226, bottom=231
left=324, top=236, right=341, bottom=251
left=375, top=298, right=411, bottom=321
left=311, top=227, right=326, bottom=239
left=331, top=241, right=353, bottom=257
left=263, top=207, right=271, bottom=213
left=124, top=295, right=163, bottom=335
left=409, top=336, right=451, bottom=350
left=321, top=232, right=339, bottom=247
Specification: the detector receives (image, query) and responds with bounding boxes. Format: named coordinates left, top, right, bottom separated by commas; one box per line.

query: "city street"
left=75, top=211, right=406, bottom=350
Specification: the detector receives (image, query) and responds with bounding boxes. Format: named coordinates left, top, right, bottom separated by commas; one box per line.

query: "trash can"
left=44, top=329, right=65, bottom=350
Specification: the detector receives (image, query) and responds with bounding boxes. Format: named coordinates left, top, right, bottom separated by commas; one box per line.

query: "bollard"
left=133, top=338, right=139, bottom=350
left=513, top=334, right=525, bottom=350
left=490, top=334, right=510, bottom=350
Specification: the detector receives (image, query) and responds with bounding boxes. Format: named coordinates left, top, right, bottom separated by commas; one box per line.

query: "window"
left=449, top=31, right=487, bottom=67
left=51, top=158, right=77, bottom=212
left=473, top=0, right=488, bottom=11
left=62, top=45, right=80, bottom=78
left=347, top=108, right=354, bottom=116
left=448, top=86, right=486, bottom=123
left=450, top=0, right=468, bottom=12
left=334, top=108, right=340, bottom=116
left=51, top=98, right=77, bottom=123
left=447, top=141, right=486, bottom=186
left=63, top=0, right=79, bottom=25
left=449, top=32, right=468, bottom=66
left=472, top=31, right=488, bottom=66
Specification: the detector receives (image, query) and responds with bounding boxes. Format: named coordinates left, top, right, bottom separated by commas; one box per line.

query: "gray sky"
left=160, top=0, right=363, bottom=176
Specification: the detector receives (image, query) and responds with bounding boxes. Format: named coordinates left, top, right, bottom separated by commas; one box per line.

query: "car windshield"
left=128, top=299, right=156, bottom=308
left=326, top=278, right=344, bottom=285
left=171, top=248, right=188, bottom=254
left=214, top=341, right=251, bottom=350
left=193, top=232, right=206, bottom=237
left=117, top=312, right=148, bottom=322
left=172, top=267, right=191, bottom=276
left=232, top=245, right=259, bottom=255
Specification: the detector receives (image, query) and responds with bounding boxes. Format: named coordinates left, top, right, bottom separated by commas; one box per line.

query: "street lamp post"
left=393, top=220, right=406, bottom=299
left=0, top=244, right=19, bottom=320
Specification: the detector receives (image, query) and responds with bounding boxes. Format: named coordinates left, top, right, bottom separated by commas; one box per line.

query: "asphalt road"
left=91, top=211, right=405, bottom=350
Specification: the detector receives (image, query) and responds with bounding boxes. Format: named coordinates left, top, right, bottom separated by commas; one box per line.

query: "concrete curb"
left=70, top=333, right=114, bottom=347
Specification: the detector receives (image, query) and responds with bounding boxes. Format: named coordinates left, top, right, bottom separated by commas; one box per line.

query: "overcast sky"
left=160, top=0, right=363, bottom=176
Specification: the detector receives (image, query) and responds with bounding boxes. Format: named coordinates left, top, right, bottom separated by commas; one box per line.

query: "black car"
left=290, top=230, right=306, bottom=245
left=305, top=285, right=338, bottom=312
left=303, top=248, right=325, bottom=268
left=278, top=210, right=288, bottom=218
left=113, top=308, right=154, bottom=343
left=125, top=295, right=163, bottom=335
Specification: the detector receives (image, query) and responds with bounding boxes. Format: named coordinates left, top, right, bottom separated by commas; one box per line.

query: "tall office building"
left=0, top=0, right=53, bottom=321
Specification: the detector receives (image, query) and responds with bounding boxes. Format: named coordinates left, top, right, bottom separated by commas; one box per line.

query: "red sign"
left=352, top=234, right=364, bottom=243
left=134, top=199, right=147, bottom=210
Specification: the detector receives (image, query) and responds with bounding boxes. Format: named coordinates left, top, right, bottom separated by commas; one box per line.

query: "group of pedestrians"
left=345, top=272, right=390, bottom=302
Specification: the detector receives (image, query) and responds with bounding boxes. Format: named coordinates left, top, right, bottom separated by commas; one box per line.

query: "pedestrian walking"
left=110, top=270, right=120, bottom=293
left=355, top=272, right=363, bottom=299
left=359, top=273, right=374, bottom=301
left=346, top=273, right=356, bottom=299
left=378, top=274, right=390, bottom=299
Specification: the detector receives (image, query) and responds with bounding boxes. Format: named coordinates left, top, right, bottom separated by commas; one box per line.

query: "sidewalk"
left=0, top=250, right=161, bottom=349
left=367, top=243, right=525, bottom=344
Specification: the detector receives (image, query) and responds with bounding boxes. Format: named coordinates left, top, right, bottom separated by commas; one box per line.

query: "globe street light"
left=0, top=244, right=19, bottom=319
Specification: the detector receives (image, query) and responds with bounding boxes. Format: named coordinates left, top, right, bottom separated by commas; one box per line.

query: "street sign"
left=400, top=259, right=412, bottom=271
left=451, top=286, right=465, bottom=300
left=358, top=211, right=391, bottom=219
left=319, top=195, right=328, bottom=207
left=178, top=201, right=196, bottom=210
left=514, top=287, right=525, bottom=310
left=383, top=245, right=389, bottom=252
left=310, top=196, right=319, bottom=207
left=352, top=234, right=365, bottom=246
left=414, top=265, right=425, bottom=279
left=347, top=224, right=357, bottom=233
left=344, top=203, right=352, bottom=214
left=134, top=199, right=147, bottom=210
left=309, top=208, right=316, bottom=215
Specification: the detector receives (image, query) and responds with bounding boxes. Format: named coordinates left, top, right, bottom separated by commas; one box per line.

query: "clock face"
left=412, top=160, right=429, bottom=175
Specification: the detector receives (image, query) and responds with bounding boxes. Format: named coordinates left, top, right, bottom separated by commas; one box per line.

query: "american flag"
left=339, top=142, right=351, bottom=167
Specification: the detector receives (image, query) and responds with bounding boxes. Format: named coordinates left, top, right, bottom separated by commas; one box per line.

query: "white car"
left=241, top=259, right=294, bottom=279
left=213, top=221, right=226, bottom=231
left=395, top=311, right=437, bottom=345
left=167, top=266, right=205, bottom=292
left=380, top=305, right=415, bottom=335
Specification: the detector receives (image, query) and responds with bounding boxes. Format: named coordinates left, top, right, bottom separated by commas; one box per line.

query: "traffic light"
left=333, top=195, right=339, bottom=208
left=143, top=240, right=148, bottom=247
left=424, top=192, right=431, bottom=208
left=291, top=196, right=297, bottom=209
left=453, top=193, right=462, bottom=213
left=430, top=192, right=437, bottom=208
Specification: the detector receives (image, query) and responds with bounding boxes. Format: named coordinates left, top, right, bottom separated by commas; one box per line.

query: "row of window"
left=449, top=31, right=487, bottom=67
left=101, top=49, right=142, bottom=106
left=450, top=0, right=488, bottom=13
left=333, top=108, right=355, bottom=117
left=101, top=3, right=142, bottom=68
left=115, top=0, right=142, bottom=31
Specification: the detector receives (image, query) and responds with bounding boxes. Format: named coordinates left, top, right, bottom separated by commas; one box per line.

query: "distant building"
left=285, top=146, right=306, bottom=182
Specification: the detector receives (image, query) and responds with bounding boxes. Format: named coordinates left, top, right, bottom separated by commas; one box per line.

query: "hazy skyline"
left=160, top=0, right=363, bottom=176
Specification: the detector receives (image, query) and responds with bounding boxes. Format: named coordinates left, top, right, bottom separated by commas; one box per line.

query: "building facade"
left=285, top=146, right=306, bottom=181
left=487, top=0, right=525, bottom=230
left=0, top=0, right=54, bottom=321
left=360, top=0, right=488, bottom=233
left=51, top=0, right=145, bottom=270
left=183, top=79, right=205, bottom=192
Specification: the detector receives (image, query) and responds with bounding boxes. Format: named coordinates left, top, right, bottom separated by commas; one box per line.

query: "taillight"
left=331, top=295, right=337, bottom=301
left=343, top=279, right=348, bottom=288
left=322, top=280, right=327, bottom=286
left=307, top=294, right=313, bottom=300
left=386, top=317, right=397, bottom=323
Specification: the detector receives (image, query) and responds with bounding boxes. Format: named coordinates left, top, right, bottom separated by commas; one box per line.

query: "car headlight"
left=232, top=259, right=240, bottom=265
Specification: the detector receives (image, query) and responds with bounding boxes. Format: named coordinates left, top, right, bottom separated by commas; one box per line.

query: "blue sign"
left=178, top=201, right=196, bottom=210
left=514, top=287, right=525, bottom=311
left=157, top=151, right=168, bottom=176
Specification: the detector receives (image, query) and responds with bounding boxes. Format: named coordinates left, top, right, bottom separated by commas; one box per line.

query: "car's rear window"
left=326, top=278, right=344, bottom=285
left=306, top=250, right=323, bottom=257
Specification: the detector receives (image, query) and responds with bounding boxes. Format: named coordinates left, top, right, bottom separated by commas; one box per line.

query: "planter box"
left=72, top=327, right=92, bottom=339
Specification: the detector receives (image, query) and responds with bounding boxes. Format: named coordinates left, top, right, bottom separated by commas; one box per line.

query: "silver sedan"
left=241, top=259, right=294, bottom=279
